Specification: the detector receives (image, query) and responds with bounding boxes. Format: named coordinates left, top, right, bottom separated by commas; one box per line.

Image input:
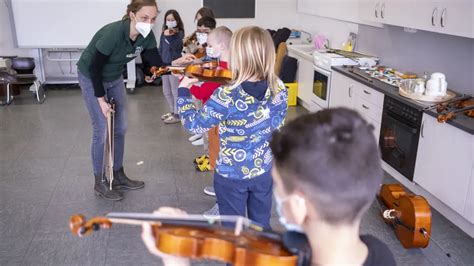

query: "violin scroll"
left=69, top=214, right=112, bottom=237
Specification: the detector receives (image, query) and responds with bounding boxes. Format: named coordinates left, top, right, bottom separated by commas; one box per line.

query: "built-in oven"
left=379, top=96, right=423, bottom=180
left=311, top=65, right=331, bottom=109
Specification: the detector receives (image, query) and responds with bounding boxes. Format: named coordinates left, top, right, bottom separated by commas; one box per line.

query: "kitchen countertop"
left=332, top=66, right=474, bottom=135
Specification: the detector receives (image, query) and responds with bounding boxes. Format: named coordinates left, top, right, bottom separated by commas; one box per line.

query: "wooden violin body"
left=151, top=61, right=232, bottom=84
left=379, top=184, right=432, bottom=249
left=437, top=97, right=474, bottom=122
left=184, top=61, right=232, bottom=84
left=70, top=213, right=303, bottom=266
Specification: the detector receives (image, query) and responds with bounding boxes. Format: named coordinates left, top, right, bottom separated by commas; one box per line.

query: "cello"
left=379, top=184, right=431, bottom=249
left=69, top=212, right=311, bottom=266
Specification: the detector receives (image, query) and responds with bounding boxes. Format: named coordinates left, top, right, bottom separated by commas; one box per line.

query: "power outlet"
left=404, top=27, right=418, bottom=33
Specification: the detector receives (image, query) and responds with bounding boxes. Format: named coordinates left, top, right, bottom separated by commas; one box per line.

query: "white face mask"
left=133, top=14, right=153, bottom=38
left=206, top=46, right=221, bottom=59
left=274, top=193, right=305, bottom=233
left=196, top=33, right=208, bottom=45
left=166, top=20, right=177, bottom=29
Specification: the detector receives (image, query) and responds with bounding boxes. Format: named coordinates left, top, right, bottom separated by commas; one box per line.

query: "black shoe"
left=112, top=167, right=145, bottom=190
left=94, top=174, right=124, bottom=201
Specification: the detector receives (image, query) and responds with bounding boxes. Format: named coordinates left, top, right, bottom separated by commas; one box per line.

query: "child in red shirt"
left=189, top=27, right=232, bottom=174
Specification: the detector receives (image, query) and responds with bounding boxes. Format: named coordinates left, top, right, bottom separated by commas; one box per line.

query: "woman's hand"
left=97, top=97, right=112, bottom=118
left=141, top=207, right=191, bottom=266
left=172, top=54, right=196, bottom=66
left=179, top=76, right=199, bottom=88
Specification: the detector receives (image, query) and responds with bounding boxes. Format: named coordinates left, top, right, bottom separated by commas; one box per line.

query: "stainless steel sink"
left=287, top=44, right=315, bottom=62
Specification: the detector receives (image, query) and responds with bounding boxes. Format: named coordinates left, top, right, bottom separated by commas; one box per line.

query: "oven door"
left=311, top=65, right=331, bottom=108
left=379, top=111, right=421, bottom=181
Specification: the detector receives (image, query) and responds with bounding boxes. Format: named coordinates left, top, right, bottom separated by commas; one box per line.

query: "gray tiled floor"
left=0, top=87, right=473, bottom=265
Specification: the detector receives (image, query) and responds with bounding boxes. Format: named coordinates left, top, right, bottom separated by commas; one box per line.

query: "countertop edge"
left=331, top=66, right=474, bottom=135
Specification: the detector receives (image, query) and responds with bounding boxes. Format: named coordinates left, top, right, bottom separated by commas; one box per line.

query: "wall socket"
left=404, top=27, right=418, bottom=33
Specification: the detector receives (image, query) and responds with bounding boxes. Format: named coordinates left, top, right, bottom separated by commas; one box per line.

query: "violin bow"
left=102, top=98, right=115, bottom=190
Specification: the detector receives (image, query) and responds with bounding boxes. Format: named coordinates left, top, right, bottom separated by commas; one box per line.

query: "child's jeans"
left=214, top=171, right=273, bottom=230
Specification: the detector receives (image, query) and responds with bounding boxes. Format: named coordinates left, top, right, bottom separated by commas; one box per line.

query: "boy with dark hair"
left=269, top=108, right=396, bottom=265
left=141, top=108, right=396, bottom=266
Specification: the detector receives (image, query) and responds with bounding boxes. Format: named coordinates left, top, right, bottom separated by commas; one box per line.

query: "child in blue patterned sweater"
left=177, top=26, right=288, bottom=229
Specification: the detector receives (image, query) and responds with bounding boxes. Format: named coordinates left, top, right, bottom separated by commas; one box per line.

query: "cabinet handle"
left=362, top=104, right=369, bottom=110
left=441, top=8, right=446, bottom=27
left=432, top=8, right=438, bottom=26
left=375, top=3, right=379, bottom=18
left=348, top=84, right=353, bottom=98
left=421, top=120, right=425, bottom=138
left=363, top=89, right=371, bottom=95
left=381, top=3, right=385, bottom=19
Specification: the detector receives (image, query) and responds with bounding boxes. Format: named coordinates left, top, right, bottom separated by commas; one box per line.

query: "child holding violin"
left=182, top=16, right=216, bottom=58
left=141, top=108, right=396, bottom=266
left=177, top=26, right=288, bottom=229
left=158, top=10, right=185, bottom=124
left=187, top=26, right=232, bottom=218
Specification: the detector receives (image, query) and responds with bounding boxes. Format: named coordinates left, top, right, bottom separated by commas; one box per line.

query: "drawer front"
left=354, top=96, right=383, bottom=124
left=355, top=84, right=384, bottom=108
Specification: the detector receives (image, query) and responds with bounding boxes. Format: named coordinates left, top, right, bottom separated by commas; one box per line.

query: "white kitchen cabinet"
left=296, top=59, right=318, bottom=111
left=329, top=71, right=383, bottom=140
left=413, top=0, right=473, bottom=38
left=297, top=0, right=383, bottom=27
left=414, top=114, right=474, bottom=216
left=359, top=0, right=473, bottom=38
left=360, top=0, right=414, bottom=27
left=329, top=71, right=354, bottom=109
left=465, top=165, right=474, bottom=223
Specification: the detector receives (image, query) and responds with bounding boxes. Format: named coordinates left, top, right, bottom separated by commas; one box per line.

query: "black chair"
left=0, top=57, right=45, bottom=105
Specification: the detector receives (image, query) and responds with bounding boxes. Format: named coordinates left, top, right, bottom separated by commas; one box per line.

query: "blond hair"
left=123, top=0, right=157, bottom=19
left=229, top=26, right=279, bottom=96
left=209, top=26, right=233, bottom=49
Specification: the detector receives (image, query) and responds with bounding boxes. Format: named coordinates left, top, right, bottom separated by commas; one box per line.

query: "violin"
left=435, top=95, right=472, bottom=113
left=183, top=33, right=206, bottom=59
left=437, top=105, right=474, bottom=123
left=379, top=184, right=431, bottom=249
left=151, top=61, right=233, bottom=84
left=69, top=212, right=310, bottom=266
left=150, top=66, right=185, bottom=77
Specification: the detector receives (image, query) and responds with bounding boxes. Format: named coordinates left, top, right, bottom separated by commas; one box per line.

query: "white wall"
left=154, top=0, right=298, bottom=36
left=2, top=0, right=298, bottom=81
left=0, top=0, right=30, bottom=56
left=296, top=12, right=360, bottom=50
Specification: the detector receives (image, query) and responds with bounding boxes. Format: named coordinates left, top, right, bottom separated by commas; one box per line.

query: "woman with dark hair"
left=159, top=9, right=185, bottom=124
left=77, top=0, right=193, bottom=201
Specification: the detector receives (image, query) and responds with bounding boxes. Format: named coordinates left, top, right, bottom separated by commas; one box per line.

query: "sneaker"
left=194, top=154, right=209, bottom=165
left=164, top=115, right=181, bottom=124
left=192, top=138, right=204, bottom=146
left=203, top=204, right=219, bottom=218
left=203, top=186, right=216, bottom=197
left=188, top=134, right=203, bottom=142
left=161, top=112, right=172, bottom=120
left=196, top=160, right=211, bottom=172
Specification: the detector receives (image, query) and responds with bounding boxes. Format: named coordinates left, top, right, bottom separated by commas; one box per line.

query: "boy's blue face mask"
left=274, top=193, right=304, bottom=233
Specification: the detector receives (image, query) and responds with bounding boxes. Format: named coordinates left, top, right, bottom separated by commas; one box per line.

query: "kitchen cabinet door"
left=465, top=164, right=474, bottom=223
left=359, top=0, right=415, bottom=25
left=329, top=71, right=354, bottom=109
left=413, top=0, right=473, bottom=38
left=296, top=59, right=315, bottom=106
left=414, top=114, right=473, bottom=216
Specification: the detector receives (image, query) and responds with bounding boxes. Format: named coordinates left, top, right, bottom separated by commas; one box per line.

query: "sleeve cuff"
left=178, top=87, right=191, bottom=97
